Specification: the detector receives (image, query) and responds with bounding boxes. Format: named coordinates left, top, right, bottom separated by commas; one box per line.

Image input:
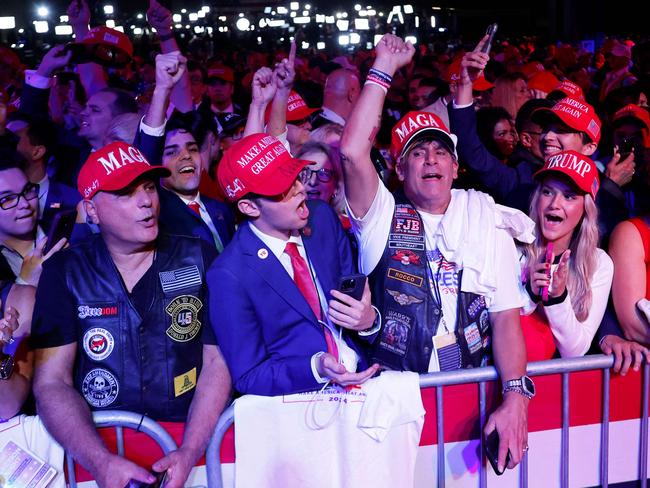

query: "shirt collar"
left=248, top=221, right=303, bottom=261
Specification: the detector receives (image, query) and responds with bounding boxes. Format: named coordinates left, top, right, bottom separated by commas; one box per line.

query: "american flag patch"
left=159, top=265, right=202, bottom=293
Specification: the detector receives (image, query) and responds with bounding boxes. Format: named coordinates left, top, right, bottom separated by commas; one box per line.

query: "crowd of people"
left=3, top=0, right=650, bottom=485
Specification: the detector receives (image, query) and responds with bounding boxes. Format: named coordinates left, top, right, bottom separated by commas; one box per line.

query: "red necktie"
left=284, top=242, right=339, bottom=360
left=188, top=201, right=201, bottom=216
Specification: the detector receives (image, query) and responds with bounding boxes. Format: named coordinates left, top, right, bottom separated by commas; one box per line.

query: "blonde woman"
left=520, top=150, right=613, bottom=359
left=491, top=72, right=531, bottom=119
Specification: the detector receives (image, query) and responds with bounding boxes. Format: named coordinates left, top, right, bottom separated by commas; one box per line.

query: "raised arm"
left=68, top=0, right=108, bottom=96
left=267, top=42, right=296, bottom=137
left=147, top=0, right=193, bottom=113
left=339, top=34, right=414, bottom=218
left=244, top=68, right=276, bottom=137
left=0, top=300, right=32, bottom=419
left=143, top=51, right=187, bottom=128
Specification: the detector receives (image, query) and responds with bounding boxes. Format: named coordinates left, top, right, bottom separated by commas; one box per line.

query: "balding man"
left=311, top=69, right=361, bottom=129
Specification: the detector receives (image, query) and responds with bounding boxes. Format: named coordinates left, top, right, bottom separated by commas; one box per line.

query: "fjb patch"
left=393, top=217, right=421, bottom=235
left=82, top=368, right=119, bottom=408
left=165, top=295, right=203, bottom=342
left=83, top=328, right=115, bottom=361
left=77, top=304, right=118, bottom=319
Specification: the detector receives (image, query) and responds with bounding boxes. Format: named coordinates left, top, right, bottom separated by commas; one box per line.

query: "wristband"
left=158, top=31, right=175, bottom=42
left=368, top=68, right=393, bottom=84
left=364, top=79, right=388, bottom=94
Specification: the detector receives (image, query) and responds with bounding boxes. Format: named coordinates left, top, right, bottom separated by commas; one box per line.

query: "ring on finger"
left=523, top=445, right=529, bottom=453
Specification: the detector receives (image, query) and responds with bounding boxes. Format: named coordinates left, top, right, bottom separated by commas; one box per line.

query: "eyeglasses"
left=299, top=168, right=334, bottom=183
left=0, top=183, right=40, bottom=210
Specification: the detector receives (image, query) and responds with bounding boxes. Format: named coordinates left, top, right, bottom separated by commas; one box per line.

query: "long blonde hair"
left=524, top=184, right=600, bottom=321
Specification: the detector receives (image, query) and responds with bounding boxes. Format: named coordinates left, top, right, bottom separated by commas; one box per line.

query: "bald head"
left=323, top=69, right=361, bottom=120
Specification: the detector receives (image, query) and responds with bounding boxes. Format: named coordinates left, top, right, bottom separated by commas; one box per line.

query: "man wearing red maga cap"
left=31, top=141, right=231, bottom=488
left=208, top=132, right=380, bottom=396
left=340, top=34, right=534, bottom=473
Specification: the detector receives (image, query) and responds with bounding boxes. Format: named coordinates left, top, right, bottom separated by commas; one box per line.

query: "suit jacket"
left=158, top=187, right=235, bottom=251
left=40, top=181, right=82, bottom=234
left=208, top=200, right=367, bottom=396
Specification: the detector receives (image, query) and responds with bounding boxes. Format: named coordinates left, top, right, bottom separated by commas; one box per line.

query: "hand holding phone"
left=484, top=429, right=510, bottom=475
left=481, top=23, right=498, bottom=54
left=43, top=209, right=77, bottom=255
left=541, top=243, right=554, bottom=302
left=337, top=274, right=367, bottom=301
left=125, top=471, right=167, bottom=488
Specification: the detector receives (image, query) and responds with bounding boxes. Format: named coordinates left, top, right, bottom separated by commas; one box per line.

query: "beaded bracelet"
left=365, top=74, right=390, bottom=93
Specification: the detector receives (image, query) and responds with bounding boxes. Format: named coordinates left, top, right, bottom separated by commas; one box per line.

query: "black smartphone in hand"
left=125, top=471, right=167, bottom=488
left=481, top=23, right=498, bottom=54
left=484, top=429, right=510, bottom=475
left=337, top=274, right=367, bottom=301
left=43, top=209, right=77, bottom=255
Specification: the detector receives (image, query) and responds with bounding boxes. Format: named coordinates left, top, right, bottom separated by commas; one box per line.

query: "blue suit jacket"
left=158, top=187, right=234, bottom=251
left=40, top=181, right=82, bottom=234
left=208, top=200, right=367, bottom=396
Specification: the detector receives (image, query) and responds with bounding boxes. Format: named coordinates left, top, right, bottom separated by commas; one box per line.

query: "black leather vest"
left=65, top=234, right=207, bottom=421
left=369, top=194, right=492, bottom=372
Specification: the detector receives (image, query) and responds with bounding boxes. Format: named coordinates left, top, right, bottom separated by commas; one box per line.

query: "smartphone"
left=481, top=23, right=498, bottom=54
left=125, top=471, right=167, bottom=488
left=43, top=209, right=77, bottom=255
left=484, top=429, right=510, bottom=475
left=618, top=136, right=635, bottom=160
left=337, top=273, right=367, bottom=301
left=541, top=242, right=554, bottom=302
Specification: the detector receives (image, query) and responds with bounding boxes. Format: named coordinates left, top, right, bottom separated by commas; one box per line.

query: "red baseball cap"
left=207, top=66, right=235, bottom=84
left=217, top=133, right=311, bottom=201
left=613, top=104, right=650, bottom=147
left=445, top=57, right=494, bottom=92
left=527, top=71, right=560, bottom=95
left=77, top=142, right=170, bottom=199
left=79, top=26, right=133, bottom=67
left=551, top=80, right=585, bottom=101
left=521, top=61, right=545, bottom=79
left=534, top=150, right=600, bottom=198
left=532, top=98, right=601, bottom=143
left=391, top=111, right=458, bottom=161
left=264, top=91, right=318, bottom=124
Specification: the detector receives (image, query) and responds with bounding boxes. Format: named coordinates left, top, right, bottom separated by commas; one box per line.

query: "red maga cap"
left=264, top=91, right=318, bottom=123
left=613, top=103, right=650, bottom=147
left=217, top=133, right=311, bottom=202
left=80, top=26, right=133, bottom=65
left=528, top=71, right=560, bottom=95
left=207, top=66, right=235, bottom=83
left=391, top=111, right=458, bottom=161
left=532, top=97, right=601, bottom=143
left=445, top=57, right=494, bottom=92
left=534, top=150, right=600, bottom=198
left=552, top=80, right=585, bottom=101
left=77, top=142, right=170, bottom=199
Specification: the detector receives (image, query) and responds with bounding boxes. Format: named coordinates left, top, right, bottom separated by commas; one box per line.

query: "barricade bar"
left=601, top=368, right=610, bottom=488
left=206, top=354, right=628, bottom=488
left=419, top=355, right=616, bottom=388
left=479, top=382, right=487, bottom=488
left=436, top=386, right=445, bottom=488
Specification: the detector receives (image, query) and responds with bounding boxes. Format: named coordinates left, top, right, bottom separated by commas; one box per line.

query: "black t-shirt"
left=31, top=237, right=218, bottom=349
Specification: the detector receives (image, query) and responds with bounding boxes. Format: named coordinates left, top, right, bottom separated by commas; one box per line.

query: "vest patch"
left=83, top=328, right=115, bottom=361
left=82, top=368, right=119, bottom=408
left=159, top=265, right=202, bottom=294
left=391, top=249, right=422, bottom=266
left=387, top=268, right=424, bottom=288
left=174, top=367, right=197, bottom=397
left=379, top=310, right=413, bottom=356
left=77, top=304, right=118, bottom=319
left=387, top=289, right=423, bottom=306
left=464, top=322, right=482, bottom=355
left=165, top=295, right=203, bottom=342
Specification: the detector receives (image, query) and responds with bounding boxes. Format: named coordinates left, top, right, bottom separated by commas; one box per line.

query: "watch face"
left=0, top=355, right=14, bottom=380
left=523, top=376, right=535, bottom=395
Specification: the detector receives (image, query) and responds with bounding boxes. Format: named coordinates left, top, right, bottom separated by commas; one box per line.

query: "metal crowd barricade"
left=205, top=354, right=650, bottom=488
left=66, top=410, right=178, bottom=488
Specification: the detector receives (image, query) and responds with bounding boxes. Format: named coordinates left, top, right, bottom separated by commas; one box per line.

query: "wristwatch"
left=0, top=354, right=15, bottom=380
left=502, top=375, right=535, bottom=399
